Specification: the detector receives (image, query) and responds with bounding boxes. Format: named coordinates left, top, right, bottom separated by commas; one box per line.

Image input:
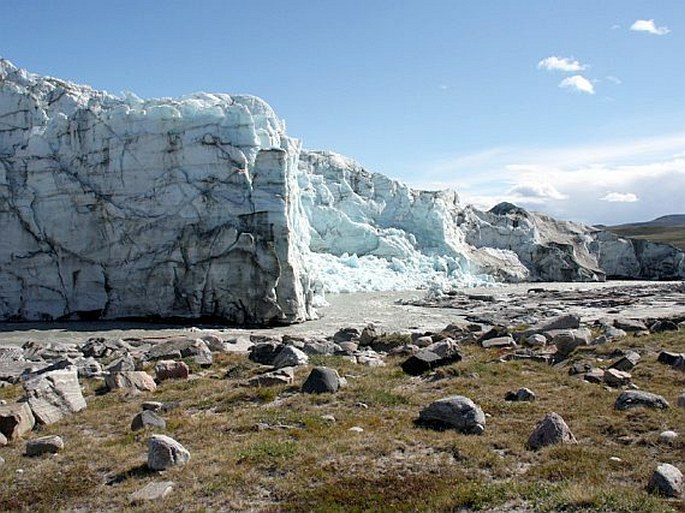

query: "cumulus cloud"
left=558, top=75, right=595, bottom=94
left=508, top=183, right=568, bottom=201
left=630, top=19, right=670, bottom=35
left=537, top=56, right=587, bottom=72
left=601, top=192, right=639, bottom=202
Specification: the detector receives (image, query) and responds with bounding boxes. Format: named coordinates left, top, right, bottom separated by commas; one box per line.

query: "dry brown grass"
left=0, top=332, right=683, bottom=512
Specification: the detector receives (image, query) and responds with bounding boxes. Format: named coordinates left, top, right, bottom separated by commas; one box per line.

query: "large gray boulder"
left=131, top=410, right=166, bottom=431
left=417, top=396, right=485, bottom=434
left=25, top=435, right=64, bottom=457
left=147, top=434, right=190, bottom=470
left=526, top=412, right=577, bottom=450
left=23, top=368, right=87, bottom=425
left=551, top=328, right=592, bottom=357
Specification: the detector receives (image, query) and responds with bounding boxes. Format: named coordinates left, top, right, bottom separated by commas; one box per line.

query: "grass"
left=607, top=225, right=685, bottom=251
left=0, top=330, right=683, bottom=512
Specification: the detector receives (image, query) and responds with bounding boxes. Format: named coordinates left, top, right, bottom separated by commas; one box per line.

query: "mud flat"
left=0, top=281, right=683, bottom=347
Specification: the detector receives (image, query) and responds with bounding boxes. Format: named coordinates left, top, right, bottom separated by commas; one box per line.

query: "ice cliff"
left=1, top=60, right=684, bottom=323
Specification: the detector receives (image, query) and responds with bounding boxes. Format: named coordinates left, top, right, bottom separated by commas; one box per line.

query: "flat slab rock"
left=130, top=481, right=175, bottom=503
left=614, top=390, right=670, bottom=411
left=23, top=368, right=87, bottom=425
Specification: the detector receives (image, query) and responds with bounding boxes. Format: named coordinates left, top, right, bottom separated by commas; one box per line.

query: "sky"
left=1, top=0, right=683, bottom=225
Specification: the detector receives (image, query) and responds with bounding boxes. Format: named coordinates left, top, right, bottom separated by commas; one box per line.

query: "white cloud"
left=409, top=132, right=685, bottom=225
left=605, top=75, right=622, bottom=85
left=438, top=84, right=449, bottom=91
left=611, top=24, right=621, bottom=30
left=630, top=19, right=670, bottom=35
left=601, top=192, right=639, bottom=203
left=508, top=183, right=568, bottom=200
left=558, top=75, right=595, bottom=94
left=537, top=56, right=587, bottom=72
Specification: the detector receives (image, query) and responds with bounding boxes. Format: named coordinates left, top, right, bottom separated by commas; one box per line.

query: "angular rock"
left=417, top=396, right=485, bottom=434
left=333, top=327, right=360, bottom=343
left=479, top=325, right=510, bottom=343
left=551, top=328, right=592, bottom=357
left=673, top=356, right=685, bottom=372
left=582, top=368, right=605, bottom=384
left=524, top=334, right=547, bottom=347
left=540, top=314, right=581, bottom=331
left=105, top=354, right=137, bottom=373
left=302, top=367, right=341, bottom=394
left=142, top=401, right=164, bottom=412
left=647, top=463, right=683, bottom=498
left=678, top=393, right=685, bottom=408
left=0, top=402, right=35, bottom=440
left=131, top=410, right=166, bottom=431
left=73, top=356, right=103, bottom=378
left=504, top=387, right=536, bottom=402
left=481, top=336, right=516, bottom=349
left=249, top=341, right=283, bottom=365
left=0, top=432, right=7, bottom=447
left=248, top=367, right=295, bottom=387
left=358, top=325, right=378, bottom=346
left=657, top=351, right=683, bottom=366
left=272, top=345, right=309, bottom=369
left=603, top=368, right=632, bottom=388
left=25, top=435, right=64, bottom=457
left=105, top=371, right=157, bottom=393
left=401, top=340, right=462, bottom=376
left=614, top=390, right=669, bottom=411
left=526, top=412, right=577, bottom=450
left=154, top=360, right=190, bottom=381
left=23, top=368, right=87, bottom=425
left=147, top=434, right=190, bottom=470
left=658, top=430, right=678, bottom=444
left=130, top=481, right=175, bottom=503
left=302, top=340, right=341, bottom=356
left=608, top=350, right=640, bottom=372
left=0, top=345, right=24, bottom=361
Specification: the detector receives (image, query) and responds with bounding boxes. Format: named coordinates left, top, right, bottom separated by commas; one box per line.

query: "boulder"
left=526, top=412, right=577, bottom=450
left=146, top=338, right=212, bottom=366
left=105, top=354, right=137, bottom=373
left=608, top=350, right=640, bottom=372
left=613, top=318, right=648, bottom=332
left=147, top=434, right=190, bottom=470
left=130, top=481, right=175, bottom=503
left=131, top=410, right=166, bottom=431
left=0, top=402, right=35, bottom=440
left=333, top=327, right=360, bottom=343
left=524, top=334, right=547, bottom=347
left=649, top=320, right=679, bottom=333
left=272, top=346, right=309, bottom=368
left=614, top=390, right=669, bottom=411
left=249, top=341, right=283, bottom=365
left=400, top=341, right=462, bottom=376
left=154, top=360, right=190, bottom=381
left=25, top=435, right=64, bottom=457
left=647, top=463, right=683, bottom=498
left=417, top=396, right=485, bottom=434
left=540, top=314, right=581, bottom=331
left=105, top=371, right=157, bottom=393
left=23, top=368, right=87, bottom=425
left=302, top=367, right=341, bottom=394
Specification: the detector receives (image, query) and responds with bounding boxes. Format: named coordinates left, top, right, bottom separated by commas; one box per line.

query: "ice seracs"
left=1, top=59, right=684, bottom=324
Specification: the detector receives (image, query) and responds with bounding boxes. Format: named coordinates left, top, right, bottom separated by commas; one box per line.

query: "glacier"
left=1, top=59, right=684, bottom=324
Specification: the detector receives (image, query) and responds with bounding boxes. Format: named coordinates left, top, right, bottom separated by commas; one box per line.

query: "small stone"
left=147, top=434, right=190, bottom=470
left=658, top=430, right=678, bottom=444
left=608, top=350, right=640, bottom=372
left=541, top=314, right=581, bottom=331
left=603, top=368, right=632, bottom=388
left=154, top=360, right=190, bottom=381
left=131, top=410, right=166, bottom=431
left=524, top=334, right=547, bottom=347
left=0, top=432, right=7, bottom=446
left=25, top=435, right=64, bottom=457
left=105, top=354, right=137, bottom=373
left=678, top=393, right=685, bottom=408
left=657, top=351, right=683, bottom=366
left=551, top=328, right=592, bottom=357
left=613, top=318, right=648, bottom=332
left=615, top=390, right=669, bottom=411
left=413, top=336, right=433, bottom=347
left=302, top=367, right=341, bottom=394
left=481, top=336, right=516, bottom=349
left=0, top=456, right=4, bottom=468
left=348, top=426, right=364, bottom=433
left=333, top=327, right=360, bottom=343
left=609, top=456, right=623, bottom=463
left=130, top=481, right=175, bottom=503
left=320, top=415, right=336, bottom=423
left=526, top=412, right=577, bottom=450
left=142, top=401, right=164, bottom=412
left=504, top=387, right=536, bottom=402
left=582, top=368, right=605, bottom=384
left=647, top=463, right=683, bottom=498
left=650, top=320, right=679, bottom=333
left=355, top=402, right=369, bottom=409
left=247, top=367, right=295, bottom=387
left=417, top=395, right=486, bottom=435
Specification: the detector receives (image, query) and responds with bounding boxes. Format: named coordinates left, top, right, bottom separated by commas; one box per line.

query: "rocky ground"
left=0, top=281, right=683, bottom=511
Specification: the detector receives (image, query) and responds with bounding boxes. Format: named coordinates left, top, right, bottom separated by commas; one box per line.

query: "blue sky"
left=1, top=1, right=683, bottom=225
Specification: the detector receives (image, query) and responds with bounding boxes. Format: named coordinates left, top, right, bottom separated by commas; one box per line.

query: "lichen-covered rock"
left=526, top=412, right=577, bottom=450
left=417, top=396, right=485, bottom=434
left=614, top=390, right=669, bottom=411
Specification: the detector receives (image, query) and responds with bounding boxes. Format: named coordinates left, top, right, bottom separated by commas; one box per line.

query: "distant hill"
left=604, top=214, right=685, bottom=251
